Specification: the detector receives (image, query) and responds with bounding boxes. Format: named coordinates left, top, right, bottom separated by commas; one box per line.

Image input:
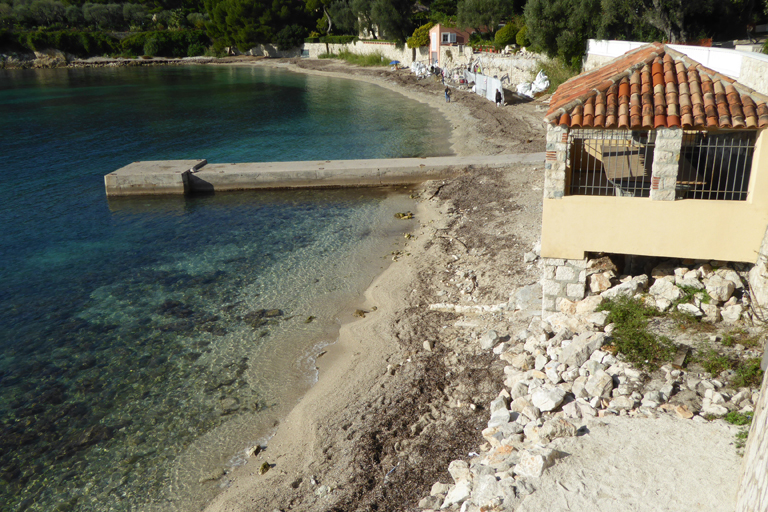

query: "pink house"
left=428, top=24, right=472, bottom=67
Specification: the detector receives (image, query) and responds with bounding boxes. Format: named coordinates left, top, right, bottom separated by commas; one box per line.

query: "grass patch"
left=597, top=296, right=675, bottom=369
left=698, top=348, right=733, bottom=376
left=533, top=57, right=578, bottom=94
left=733, top=358, right=764, bottom=388
left=332, top=49, right=388, bottom=67
left=736, top=428, right=749, bottom=452
left=725, top=411, right=753, bottom=426
left=695, top=350, right=763, bottom=387
left=721, top=328, right=762, bottom=348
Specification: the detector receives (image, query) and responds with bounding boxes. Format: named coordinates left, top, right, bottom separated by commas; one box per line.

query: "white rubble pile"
left=417, top=256, right=762, bottom=512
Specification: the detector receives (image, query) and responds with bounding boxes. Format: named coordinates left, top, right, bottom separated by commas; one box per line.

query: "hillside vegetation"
left=1, top=0, right=765, bottom=65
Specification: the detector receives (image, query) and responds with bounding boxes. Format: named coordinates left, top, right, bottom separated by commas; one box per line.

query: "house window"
left=567, top=129, right=655, bottom=197
left=678, top=131, right=757, bottom=201
left=441, top=32, right=457, bottom=44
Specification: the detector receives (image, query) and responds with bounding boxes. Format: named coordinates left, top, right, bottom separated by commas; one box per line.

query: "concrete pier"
left=104, top=153, right=545, bottom=196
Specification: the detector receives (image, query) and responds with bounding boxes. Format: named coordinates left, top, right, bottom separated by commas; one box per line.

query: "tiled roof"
left=545, top=42, right=768, bottom=130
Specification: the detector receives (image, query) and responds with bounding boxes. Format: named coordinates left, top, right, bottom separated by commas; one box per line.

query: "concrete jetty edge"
left=103, top=153, right=545, bottom=196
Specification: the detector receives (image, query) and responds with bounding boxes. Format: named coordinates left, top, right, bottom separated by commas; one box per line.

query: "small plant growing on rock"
left=597, top=296, right=675, bottom=369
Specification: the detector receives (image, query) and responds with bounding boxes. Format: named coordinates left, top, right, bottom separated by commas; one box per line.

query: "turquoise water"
left=0, top=65, right=450, bottom=511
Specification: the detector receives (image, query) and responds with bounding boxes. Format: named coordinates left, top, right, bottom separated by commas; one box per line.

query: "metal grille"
left=568, top=129, right=655, bottom=197
left=678, top=131, right=756, bottom=201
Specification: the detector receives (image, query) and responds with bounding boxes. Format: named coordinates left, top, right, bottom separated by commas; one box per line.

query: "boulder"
left=649, top=279, right=684, bottom=302
left=530, top=387, right=566, bottom=412
left=441, top=480, right=472, bottom=508
left=609, top=396, right=636, bottom=410
left=677, top=303, right=703, bottom=317
left=559, top=332, right=606, bottom=368
left=601, top=277, right=646, bottom=300
left=514, top=448, right=559, bottom=478
left=576, top=295, right=604, bottom=315
left=584, top=370, right=614, bottom=398
left=537, top=418, right=577, bottom=442
left=705, top=275, right=735, bottom=303
left=588, top=272, right=613, bottom=293
left=722, top=304, right=744, bottom=324
left=448, top=460, right=471, bottom=483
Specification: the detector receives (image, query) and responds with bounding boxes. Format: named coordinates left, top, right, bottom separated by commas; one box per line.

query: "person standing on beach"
left=496, top=89, right=503, bottom=107
left=445, top=87, right=451, bottom=102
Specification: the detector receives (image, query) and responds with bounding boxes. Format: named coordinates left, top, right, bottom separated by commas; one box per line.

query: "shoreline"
left=199, top=60, right=548, bottom=512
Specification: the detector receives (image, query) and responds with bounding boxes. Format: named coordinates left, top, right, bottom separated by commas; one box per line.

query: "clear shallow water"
left=0, top=65, right=449, bottom=512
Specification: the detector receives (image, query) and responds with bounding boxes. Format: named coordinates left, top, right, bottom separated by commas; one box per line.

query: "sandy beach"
left=197, top=57, right=550, bottom=511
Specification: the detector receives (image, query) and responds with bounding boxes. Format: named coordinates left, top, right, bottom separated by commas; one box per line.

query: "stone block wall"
left=544, top=125, right=569, bottom=199
left=541, top=258, right=588, bottom=314
left=650, top=127, right=682, bottom=201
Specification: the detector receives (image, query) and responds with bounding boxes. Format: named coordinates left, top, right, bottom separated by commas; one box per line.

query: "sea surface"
left=0, top=64, right=451, bottom=511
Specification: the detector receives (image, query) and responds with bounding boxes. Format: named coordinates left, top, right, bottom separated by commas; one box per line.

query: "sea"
left=0, top=64, right=451, bottom=512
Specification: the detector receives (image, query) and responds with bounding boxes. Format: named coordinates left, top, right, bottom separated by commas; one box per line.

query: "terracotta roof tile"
left=545, top=42, right=768, bottom=131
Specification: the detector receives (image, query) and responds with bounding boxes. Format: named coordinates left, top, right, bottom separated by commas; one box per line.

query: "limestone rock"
left=677, top=303, right=703, bottom=317
left=588, top=272, right=613, bottom=293
left=722, top=304, right=744, bottom=323
left=514, top=448, right=559, bottom=478
left=705, top=275, right=735, bottom=303
left=601, top=278, right=645, bottom=300
left=576, top=295, right=604, bottom=314
left=441, top=480, right=472, bottom=507
left=559, top=332, right=606, bottom=368
left=649, top=278, right=684, bottom=302
left=530, top=387, right=566, bottom=412
left=431, top=482, right=452, bottom=496
left=448, top=460, right=471, bottom=483
left=537, top=418, right=577, bottom=442
left=609, top=396, right=636, bottom=410
left=510, top=353, right=535, bottom=370
left=584, top=370, right=614, bottom=398
left=479, top=330, right=500, bottom=350
left=419, top=495, right=442, bottom=509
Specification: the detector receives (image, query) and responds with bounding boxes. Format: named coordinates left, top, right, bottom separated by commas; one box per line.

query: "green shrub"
left=143, top=36, right=159, bottom=56
left=407, top=22, right=433, bottom=49
left=15, top=30, right=117, bottom=56
left=516, top=25, right=530, bottom=47
left=725, top=411, right=753, bottom=426
left=494, top=20, right=520, bottom=47
left=734, top=358, right=764, bottom=388
left=187, top=42, right=206, bottom=57
left=121, top=30, right=210, bottom=58
left=598, top=296, right=675, bottom=369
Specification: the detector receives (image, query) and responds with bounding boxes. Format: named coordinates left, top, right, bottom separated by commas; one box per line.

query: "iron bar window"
left=678, top=131, right=756, bottom=201
left=568, top=129, right=655, bottom=197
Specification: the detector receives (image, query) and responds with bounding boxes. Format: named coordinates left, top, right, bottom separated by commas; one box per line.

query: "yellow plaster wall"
left=541, top=129, right=768, bottom=263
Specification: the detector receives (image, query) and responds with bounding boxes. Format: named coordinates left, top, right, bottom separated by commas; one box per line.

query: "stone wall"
left=541, top=258, right=587, bottom=314
left=650, top=127, right=682, bottom=201
left=302, top=41, right=425, bottom=64
left=544, top=124, right=569, bottom=199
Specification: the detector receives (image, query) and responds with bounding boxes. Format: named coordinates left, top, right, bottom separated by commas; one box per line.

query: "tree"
left=406, top=20, right=432, bottom=47
left=204, top=0, right=311, bottom=50
left=370, top=0, right=412, bottom=41
left=123, top=3, right=148, bottom=26
left=524, top=0, right=600, bottom=65
left=29, top=0, right=65, bottom=26
left=83, top=3, right=124, bottom=29
left=273, top=23, right=305, bottom=48
left=457, top=0, right=513, bottom=35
